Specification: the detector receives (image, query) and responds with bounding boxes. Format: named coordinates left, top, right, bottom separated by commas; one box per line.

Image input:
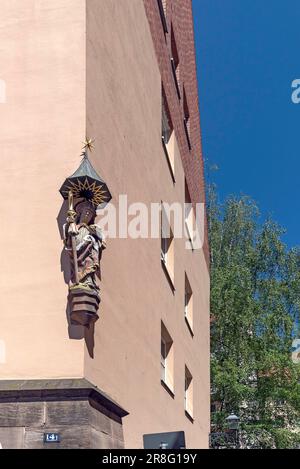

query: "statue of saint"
left=64, top=199, right=106, bottom=291
left=59, top=145, right=111, bottom=328
left=63, top=198, right=106, bottom=325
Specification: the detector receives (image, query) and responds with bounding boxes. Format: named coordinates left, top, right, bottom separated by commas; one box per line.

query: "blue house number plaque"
left=44, top=433, right=60, bottom=443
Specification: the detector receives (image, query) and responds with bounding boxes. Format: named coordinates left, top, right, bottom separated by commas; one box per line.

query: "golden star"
left=82, top=137, right=95, bottom=152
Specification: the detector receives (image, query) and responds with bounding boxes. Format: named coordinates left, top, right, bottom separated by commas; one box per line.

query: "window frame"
left=161, top=204, right=175, bottom=292
left=183, top=87, right=191, bottom=150
left=157, top=0, right=168, bottom=35
left=161, top=337, right=167, bottom=382
left=184, top=273, right=194, bottom=336
left=184, top=180, right=195, bottom=251
left=170, top=25, right=181, bottom=100
left=161, top=87, right=175, bottom=182
left=184, top=366, right=194, bottom=420
left=161, top=322, right=175, bottom=397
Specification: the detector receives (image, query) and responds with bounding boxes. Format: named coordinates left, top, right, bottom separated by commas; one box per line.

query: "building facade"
left=0, top=0, right=210, bottom=449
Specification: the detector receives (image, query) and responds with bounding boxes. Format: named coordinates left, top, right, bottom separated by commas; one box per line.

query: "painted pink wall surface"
left=85, top=0, right=210, bottom=449
left=0, top=0, right=86, bottom=378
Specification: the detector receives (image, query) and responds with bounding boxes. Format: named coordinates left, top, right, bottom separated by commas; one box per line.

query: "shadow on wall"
left=56, top=200, right=95, bottom=358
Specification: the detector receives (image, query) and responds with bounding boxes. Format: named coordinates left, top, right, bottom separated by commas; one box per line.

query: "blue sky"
left=193, top=0, right=300, bottom=247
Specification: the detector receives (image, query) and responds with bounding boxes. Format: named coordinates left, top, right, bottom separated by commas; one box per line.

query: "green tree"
left=208, top=184, right=300, bottom=448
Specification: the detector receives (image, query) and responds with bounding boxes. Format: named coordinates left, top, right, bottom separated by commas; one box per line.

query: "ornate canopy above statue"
left=59, top=150, right=112, bottom=209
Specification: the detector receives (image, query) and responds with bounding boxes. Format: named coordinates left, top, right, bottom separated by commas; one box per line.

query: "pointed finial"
left=82, top=137, right=95, bottom=153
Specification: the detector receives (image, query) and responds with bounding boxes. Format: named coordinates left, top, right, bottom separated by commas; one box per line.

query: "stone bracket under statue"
left=59, top=143, right=112, bottom=328
left=68, top=285, right=101, bottom=327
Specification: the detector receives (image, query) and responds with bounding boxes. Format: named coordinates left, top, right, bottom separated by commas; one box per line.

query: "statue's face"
left=78, top=205, right=95, bottom=225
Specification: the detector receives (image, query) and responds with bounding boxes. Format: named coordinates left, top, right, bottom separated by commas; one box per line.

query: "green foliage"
left=272, top=428, right=300, bottom=449
left=241, top=425, right=276, bottom=449
left=239, top=425, right=300, bottom=449
left=208, top=184, right=300, bottom=448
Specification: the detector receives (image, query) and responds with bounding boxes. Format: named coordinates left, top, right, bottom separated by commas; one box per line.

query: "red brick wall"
left=143, top=0, right=209, bottom=267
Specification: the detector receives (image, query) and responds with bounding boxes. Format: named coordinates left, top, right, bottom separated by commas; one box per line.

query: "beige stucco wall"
left=85, top=0, right=210, bottom=449
left=0, top=0, right=86, bottom=378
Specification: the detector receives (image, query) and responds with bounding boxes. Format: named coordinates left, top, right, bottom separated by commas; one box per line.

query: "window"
left=161, top=337, right=167, bottom=381
left=157, top=0, right=168, bottom=34
left=162, top=89, right=172, bottom=145
left=161, top=204, right=174, bottom=289
left=161, top=322, right=174, bottom=394
left=171, top=26, right=180, bottom=99
left=183, top=87, right=191, bottom=150
left=184, top=274, right=193, bottom=334
left=162, top=87, right=175, bottom=181
left=184, top=180, right=194, bottom=250
left=184, top=366, right=193, bottom=419
left=161, top=234, right=169, bottom=265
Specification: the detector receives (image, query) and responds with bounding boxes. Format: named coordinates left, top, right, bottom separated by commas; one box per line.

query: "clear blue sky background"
left=193, top=0, right=300, bottom=247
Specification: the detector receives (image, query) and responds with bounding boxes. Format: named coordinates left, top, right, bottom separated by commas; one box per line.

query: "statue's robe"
left=64, top=223, right=105, bottom=292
